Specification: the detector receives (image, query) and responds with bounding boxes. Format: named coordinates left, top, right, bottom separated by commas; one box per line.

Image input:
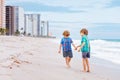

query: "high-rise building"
left=6, top=6, right=24, bottom=35
left=41, top=21, right=49, bottom=37
left=0, top=0, right=5, bottom=28
left=24, top=14, right=41, bottom=36
left=6, top=6, right=15, bottom=35
left=15, top=7, right=24, bottom=34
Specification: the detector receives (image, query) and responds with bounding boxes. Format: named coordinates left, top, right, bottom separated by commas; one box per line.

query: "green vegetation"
left=0, top=28, right=6, bottom=35
left=15, top=29, right=20, bottom=36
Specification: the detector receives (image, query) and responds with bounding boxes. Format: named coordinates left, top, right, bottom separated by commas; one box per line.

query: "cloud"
left=6, top=0, right=120, bottom=39
left=6, top=0, right=120, bottom=23
left=7, top=2, right=86, bottom=13
left=6, top=0, right=112, bottom=11
left=26, top=6, right=120, bottom=23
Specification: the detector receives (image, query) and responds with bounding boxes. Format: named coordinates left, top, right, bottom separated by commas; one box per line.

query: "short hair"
left=63, top=30, right=70, bottom=37
left=80, top=28, right=88, bottom=35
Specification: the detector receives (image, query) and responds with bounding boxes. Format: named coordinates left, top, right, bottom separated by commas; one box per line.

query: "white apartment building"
left=24, top=14, right=41, bottom=36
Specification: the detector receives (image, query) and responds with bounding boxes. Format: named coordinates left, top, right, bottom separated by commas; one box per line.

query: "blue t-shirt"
left=61, top=37, right=73, bottom=52
left=81, top=35, right=90, bottom=52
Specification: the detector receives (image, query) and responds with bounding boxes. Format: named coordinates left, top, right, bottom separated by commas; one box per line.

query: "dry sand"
left=0, top=36, right=120, bottom=80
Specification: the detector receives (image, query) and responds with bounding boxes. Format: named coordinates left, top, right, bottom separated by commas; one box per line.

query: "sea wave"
left=53, top=39, right=120, bottom=64
left=90, top=39, right=120, bottom=64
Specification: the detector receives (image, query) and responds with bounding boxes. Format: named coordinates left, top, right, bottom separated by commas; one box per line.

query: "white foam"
left=53, top=39, right=120, bottom=64
left=91, top=40, right=120, bottom=64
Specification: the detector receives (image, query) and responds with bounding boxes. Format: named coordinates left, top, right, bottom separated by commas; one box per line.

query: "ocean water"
left=90, top=39, right=120, bottom=64
left=53, top=39, right=120, bottom=65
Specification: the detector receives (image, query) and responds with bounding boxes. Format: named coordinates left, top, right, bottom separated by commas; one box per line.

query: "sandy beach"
left=0, top=36, right=120, bottom=80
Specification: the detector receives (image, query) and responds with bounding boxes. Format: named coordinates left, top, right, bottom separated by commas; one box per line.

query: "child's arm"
left=77, top=45, right=81, bottom=48
left=72, top=43, right=77, bottom=50
left=58, top=44, right=62, bottom=53
left=80, top=42, right=85, bottom=48
left=77, top=42, right=85, bottom=52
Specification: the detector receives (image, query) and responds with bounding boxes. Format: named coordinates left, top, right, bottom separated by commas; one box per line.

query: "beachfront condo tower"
left=6, top=6, right=24, bottom=35
left=0, top=0, right=5, bottom=28
left=6, top=6, right=15, bottom=35
left=24, top=14, right=41, bottom=37
left=40, top=21, right=49, bottom=37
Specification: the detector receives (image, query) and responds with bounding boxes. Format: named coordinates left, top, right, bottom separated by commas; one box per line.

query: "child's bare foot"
left=80, top=70, right=86, bottom=72
left=87, top=70, right=90, bottom=72
left=66, top=64, right=71, bottom=68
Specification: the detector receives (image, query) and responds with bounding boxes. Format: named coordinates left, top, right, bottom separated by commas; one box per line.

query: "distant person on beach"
left=77, top=28, right=90, bottom=72
left=58, top=30, right=77, bottom=68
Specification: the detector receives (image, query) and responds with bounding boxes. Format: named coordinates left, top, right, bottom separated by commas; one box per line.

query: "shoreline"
left=0, top=36, right=120, bottom=80
left=73, top=51, right=120, bottom=70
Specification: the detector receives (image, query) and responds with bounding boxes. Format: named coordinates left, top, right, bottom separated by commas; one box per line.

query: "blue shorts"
left=63, top=51, right=73, bottom=58
left=82, top=52, right=90, bottom=58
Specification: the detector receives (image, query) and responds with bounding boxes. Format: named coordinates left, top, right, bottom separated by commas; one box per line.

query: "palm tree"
left=0, top=28, right=6, bottom=35
left=15, top=29, right=20, bottom=36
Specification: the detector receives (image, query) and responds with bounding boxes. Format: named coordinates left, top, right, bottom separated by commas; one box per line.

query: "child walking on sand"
left=58, top=30, right=76, bottom=68
left=77, top=28, right=90, bottom=72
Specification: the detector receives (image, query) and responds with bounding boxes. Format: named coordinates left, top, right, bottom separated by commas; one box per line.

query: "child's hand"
left=78, top=49, right=81, bottom=52
left=74, top=47, right=77, bottom=50
left=58, top=50, right=61, bottom=54
left=78, top=47, right=81, bottom=52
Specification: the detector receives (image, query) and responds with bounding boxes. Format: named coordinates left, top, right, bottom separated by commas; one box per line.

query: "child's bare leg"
left=86, top=58, right=90, bottom=72
left=65, top=57, right=70, bottom=68
left=68, top=57, right=71, bottom=67
left=68, top=58, right=71, bottom=63
left=65, top=58, right=68, bottom=65
left=82, top=58, right=86, bottom=72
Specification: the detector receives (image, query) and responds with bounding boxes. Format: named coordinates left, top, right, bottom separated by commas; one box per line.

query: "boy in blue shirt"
left=77, top=28, right=90, bottom=72
left=58, top=30, right=77, bottom=68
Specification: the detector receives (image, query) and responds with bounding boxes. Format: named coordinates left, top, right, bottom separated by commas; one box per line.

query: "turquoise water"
left=89, top=39, right=120, bottom=42
left=103, top=39, right=120, bottom=42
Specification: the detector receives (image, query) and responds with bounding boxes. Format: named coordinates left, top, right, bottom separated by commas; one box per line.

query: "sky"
left=6, top=0, right=120, bottom=39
